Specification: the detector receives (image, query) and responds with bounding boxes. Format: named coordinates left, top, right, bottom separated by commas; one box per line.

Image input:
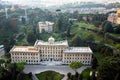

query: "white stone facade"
left=107, top=8, right=120, bottom=24
left=10, top=46, right=40, bottom=64
left=38, top=21, right=54, bottom=33
left=107, top=13, right=116, bottom=24
left=10, top=37, right=93, bottom=65
left=63, top=47, right=92, bottom=65
left=116, top=8, right=120, bottom=24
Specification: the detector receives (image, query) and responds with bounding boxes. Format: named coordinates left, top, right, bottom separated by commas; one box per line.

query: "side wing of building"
left=63, top=47, right=93, bottom=65
left=10, top=46, right=40, bottom=64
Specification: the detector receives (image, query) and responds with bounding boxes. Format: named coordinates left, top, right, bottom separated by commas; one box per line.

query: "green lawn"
left=36, top=71, right=64, bottom=80
left=40, top=33, right=62, bottom=41
left=72, top=22, right=118, bottom=48
left=110, top=33, right=120, bottom=38
left=17, top=73, right=31, bottom=80
left=77, top=22, right=98, bottom=30
left=71, top=23, right=104, bottom=42
left=16, top=37, right=26, bottom=46
left=71, top=23, right=90, bottom=38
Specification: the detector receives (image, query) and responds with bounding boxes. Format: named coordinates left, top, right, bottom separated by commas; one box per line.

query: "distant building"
left=69, top=18, right=78, bottom=21
left=10, top=18, right=17, bottom=30
left=11, top=5, right=19, bottom=11
left=62, top=7, right=113, bottom=14
left=10, top=37, right=93, bottom=65
left=38, top=21, right=54, bottom=33
left=107, top=8, right=120, bottom=24
left=82, top=16, right=87, bottom=21
left=107, top=13, right=116, bottom=23
left=116, top=8, right=120, bottom=24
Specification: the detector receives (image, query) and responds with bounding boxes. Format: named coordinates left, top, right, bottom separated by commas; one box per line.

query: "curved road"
left=23, top=65, right=90, bottom=80
left=24, top=65, right=89, bottom=74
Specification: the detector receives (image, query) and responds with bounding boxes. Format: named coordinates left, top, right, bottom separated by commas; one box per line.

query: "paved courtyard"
left=23, top=65, right=90, bottom=75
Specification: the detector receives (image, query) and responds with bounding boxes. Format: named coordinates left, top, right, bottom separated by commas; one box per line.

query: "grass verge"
left=36, top=70, right=64, bottom=80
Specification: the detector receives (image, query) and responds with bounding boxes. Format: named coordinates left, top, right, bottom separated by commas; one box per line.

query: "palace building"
left=107, top=8, right=120, bottom=24
left=116, top=8, right=120, bottom=24
left=10, top=37, right=93, bottom=65
left=38, top=21, right=54, bottom=33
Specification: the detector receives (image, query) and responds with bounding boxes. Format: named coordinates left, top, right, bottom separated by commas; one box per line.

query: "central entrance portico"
left=35, top=36, right=68, bottom=65
left=40, top=59, right=63, bottom=66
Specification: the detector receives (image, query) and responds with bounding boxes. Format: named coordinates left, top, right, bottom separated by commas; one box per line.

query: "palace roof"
left=10, top=46, right=39, bottom=52
left=64, top=47, right=93, bottom=54
left=34, top=40, right=68, bottom=46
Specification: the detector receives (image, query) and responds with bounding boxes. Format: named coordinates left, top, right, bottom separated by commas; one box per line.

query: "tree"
left=71, top=35, right=84, bottom=46
left=28, top=72, right=32, bottom=78
left=115, top=44, right=120, bottom=50
left=104, top=22, right=113, bottom=33
left=85, top=34, right=95, bottom=42
left=79, top=73, right=83, bottom=80
left=66, top=26, right=71, bottom=37
left=0, top=66, right=4, bottom=72
left=67, top=72, right=71, bottom=79
left=73, top=11, right=79, bottom=19
left=114, top=25, right=120, bottom=34
left=69, top=62, right=83, bottom=73
left=54, top=17, right=62, bottom=32
left=3, top=39, right=11, bottom=53
left=102, top=21, right=113, bottom=33
left=54, top=14, right=70, bottom=32
left=114, top=73, right=120, bottom=80
left=75, top=72, right=79, bottom=78
left=7, top=62, right=26, bottom=72
left=97, top=57, right=120, bottom=80
left=21, top=17, right=26, bottom=24
left=27, top=32, right=36, bottom=43
left=11, top=63, right=17, bottom=80
left=91, top=71, right=97, bottom=80
left=0, top=59, right=5, bottom=64
left=16, top=62, right=26, bottom=72
left=91, top=56, right=98, bottom=69
left=100, top=46, right=113, bottom=56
